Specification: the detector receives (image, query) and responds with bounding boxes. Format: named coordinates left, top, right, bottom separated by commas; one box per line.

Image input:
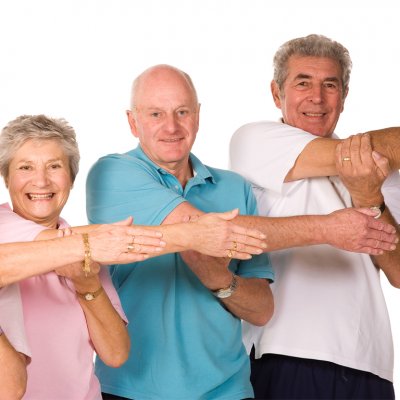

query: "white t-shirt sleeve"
left=229, top=121, right=317, bottom=194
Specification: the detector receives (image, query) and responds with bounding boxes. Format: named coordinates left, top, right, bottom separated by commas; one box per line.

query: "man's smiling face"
left=271, top=55, right=347, bottom=137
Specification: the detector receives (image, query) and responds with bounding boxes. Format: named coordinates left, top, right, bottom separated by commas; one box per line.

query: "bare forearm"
left=235, top=214, right=325, bottom=251
left=221, top=277, right=273, bottom=326
left=235, top=210, right=397, bottom=255
left=0, top=236, right=84, bottom=287
left=74, top=278, right=130, bottom=368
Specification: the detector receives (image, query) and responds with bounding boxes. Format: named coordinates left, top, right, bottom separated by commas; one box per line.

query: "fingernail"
left=260, top=233, right=266, bottom=239
left=391, top=245, right=396, bottom=250
left=261, top=243, right=267, bottom=248
left=156, top=247, right=163, bottom=252
left=159, top=240, right=166, bottom=246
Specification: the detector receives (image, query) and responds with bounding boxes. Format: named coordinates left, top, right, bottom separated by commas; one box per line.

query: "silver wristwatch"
left=370, top=202, right=386, bottom=219
left=212, top=274, right=238, bottom=299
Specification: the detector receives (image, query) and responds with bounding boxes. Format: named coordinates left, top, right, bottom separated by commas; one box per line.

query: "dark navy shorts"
left=250, top=353, right=395, bottom=399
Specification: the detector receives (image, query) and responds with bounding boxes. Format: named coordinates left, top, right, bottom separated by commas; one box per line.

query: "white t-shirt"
left=230, top=120, right=400, bottom=382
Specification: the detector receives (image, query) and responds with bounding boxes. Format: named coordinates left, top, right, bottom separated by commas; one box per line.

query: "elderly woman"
left=0, top=114, right=267, bottom=400
left=0, top=210, right=166, bottom=400
left=0, top=114, right=167, bottom=400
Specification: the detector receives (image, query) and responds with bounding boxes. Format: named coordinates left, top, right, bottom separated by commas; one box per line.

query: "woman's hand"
left=60, top=217, right=167, bottom=265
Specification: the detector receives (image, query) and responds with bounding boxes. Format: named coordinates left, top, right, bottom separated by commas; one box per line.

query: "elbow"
left=388, top=277, right=400, bottom=289
left=98, top=338, right=130, bottom=368
left=101, top=348, right=130, bottom=368
left=251, top=301, right=274, bottom=327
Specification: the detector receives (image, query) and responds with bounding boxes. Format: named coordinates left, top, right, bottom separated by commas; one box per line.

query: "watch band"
left=76, top=286, right=104, bottom=301
left=212, top=274, right=238, bottom=299
left=370, top=201, right=386, bottom=219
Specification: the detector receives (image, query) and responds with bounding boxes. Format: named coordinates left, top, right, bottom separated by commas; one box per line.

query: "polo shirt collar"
left=134, top=145, right=216, bottom=185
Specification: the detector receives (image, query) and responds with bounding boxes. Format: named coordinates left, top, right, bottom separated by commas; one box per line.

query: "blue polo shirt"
left=86, top=145, right=273, bottom=400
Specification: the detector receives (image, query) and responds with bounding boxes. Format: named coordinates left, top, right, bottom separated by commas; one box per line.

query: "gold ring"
left=232, top=241, right=237, bottom=251
left=342, top=157, right=351, bottom=162
left=127, top=244, right=135, bottom=251
left=227, top=250, right=233, bottom=258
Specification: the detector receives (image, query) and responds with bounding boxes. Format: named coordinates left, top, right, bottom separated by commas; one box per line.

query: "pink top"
left=0, top=203, right=127, bottom=400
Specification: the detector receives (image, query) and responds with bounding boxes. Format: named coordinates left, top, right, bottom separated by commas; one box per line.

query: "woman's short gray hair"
left=0, top=114, right=80, bottom=182
left=273, top=34, right=352, bottom=96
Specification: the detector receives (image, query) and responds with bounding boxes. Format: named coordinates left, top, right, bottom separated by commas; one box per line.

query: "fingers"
left=126, top=243, right=164, bottom=254
left=129, top=235, right=166, bottom=247
left=222, top=236, right=266, bottom=261
left=231, top=225, right=266, bottom=240
left=362, top=238, right=396, bottom=252
left=368, top=217, right=397, bottom=234
left=338, top=136, right=353, bottom=167
left=357, top=246, right=384, bottom=256
left=349, top=134, right=363, bottom=165
left=359, top=134, right=372, bottom=164
left=364, top=230, right=398, bottom=248
left=231, top=235, right=266, bottom=252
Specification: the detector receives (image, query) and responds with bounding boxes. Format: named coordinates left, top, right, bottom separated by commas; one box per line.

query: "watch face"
left=85, top=293, right=95, bottom=301
left=217, top=290, right=233, bottom=299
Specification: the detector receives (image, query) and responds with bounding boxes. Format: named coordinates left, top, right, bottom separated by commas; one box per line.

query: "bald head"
left=130, top=64, right=199, bottom=110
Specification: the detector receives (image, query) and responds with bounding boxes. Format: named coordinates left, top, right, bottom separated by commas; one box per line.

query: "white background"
left=1, top=0, right=399, bottom=393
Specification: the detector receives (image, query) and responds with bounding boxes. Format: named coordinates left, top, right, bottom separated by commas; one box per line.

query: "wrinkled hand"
left=325, top=208, right=397, bottom=255
left=335, top=134, right=390, bottom=206
left=84, top=217, right=165, bottom=264
left=191, top=209, right=266, bottom=259
left=180, top=250, right=232, bottom=290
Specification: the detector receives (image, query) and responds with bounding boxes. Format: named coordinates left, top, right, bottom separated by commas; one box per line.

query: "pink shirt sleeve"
left=0, top=203, right=46, bottom=243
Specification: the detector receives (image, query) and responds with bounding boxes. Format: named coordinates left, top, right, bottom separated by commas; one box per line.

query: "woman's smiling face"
left=6, top=139, right=72, bottom=228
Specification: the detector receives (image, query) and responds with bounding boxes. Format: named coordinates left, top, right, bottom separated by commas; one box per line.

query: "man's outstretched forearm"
left=235, top=208, right=397, bottom=255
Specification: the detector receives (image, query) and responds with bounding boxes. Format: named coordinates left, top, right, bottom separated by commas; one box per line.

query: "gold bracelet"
left=81, top=233, right=91, bottom=277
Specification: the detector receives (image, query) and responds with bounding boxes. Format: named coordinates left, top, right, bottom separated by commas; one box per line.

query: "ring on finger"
left=127, top=243, right=135, bottom=252
left=227, top=249, right=233, bottom=258
left=232, top=241, right=237, bottom=251
left=342, top=157, right=351, bottom=162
